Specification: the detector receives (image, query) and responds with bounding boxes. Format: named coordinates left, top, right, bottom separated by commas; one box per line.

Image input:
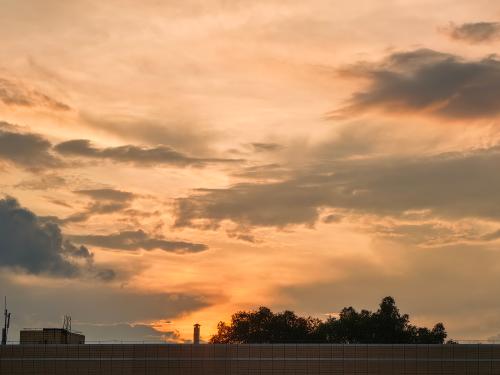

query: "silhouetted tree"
left=210, top=307, right=321, bottom=343
left=211, top=297, right=447, bottom=344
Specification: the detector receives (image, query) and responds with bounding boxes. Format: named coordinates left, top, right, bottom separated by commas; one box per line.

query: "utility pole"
left=1, top=297, right=11, bottom=345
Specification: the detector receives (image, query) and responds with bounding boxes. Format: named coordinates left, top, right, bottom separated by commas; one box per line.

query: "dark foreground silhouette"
left=211, top=296, right=447, bottom=344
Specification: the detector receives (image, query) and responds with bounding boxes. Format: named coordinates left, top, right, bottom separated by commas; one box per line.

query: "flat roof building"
left=20, top=328, right=85, bottom=345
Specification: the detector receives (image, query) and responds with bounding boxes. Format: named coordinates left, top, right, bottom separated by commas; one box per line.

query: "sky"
left=1, top=0, right=500, bottom=343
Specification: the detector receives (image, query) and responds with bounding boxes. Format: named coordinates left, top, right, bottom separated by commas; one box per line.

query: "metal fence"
left=1, top=343, right=500, bottom=374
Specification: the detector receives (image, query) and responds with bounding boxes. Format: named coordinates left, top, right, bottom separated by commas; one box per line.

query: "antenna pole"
left=1, top=296, right=10, bottom=345
left=63, top=315, right=72, bottom=332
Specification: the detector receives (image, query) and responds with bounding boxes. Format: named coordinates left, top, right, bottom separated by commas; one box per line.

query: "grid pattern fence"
left=1, top=343, right=500, bottom=375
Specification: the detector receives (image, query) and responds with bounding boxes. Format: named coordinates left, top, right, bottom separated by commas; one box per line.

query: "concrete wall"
left=1, top=343, right=499, bottom=374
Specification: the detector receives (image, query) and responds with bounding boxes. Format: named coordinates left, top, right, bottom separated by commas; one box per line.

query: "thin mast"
left=1, top=296, right=10, bottom=345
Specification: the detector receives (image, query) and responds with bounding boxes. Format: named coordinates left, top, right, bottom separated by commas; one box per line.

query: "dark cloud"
left=445, top=22, right=500, bottom=43
left=174, top=144, right=500, bottom=229
left=69, top=230, right=208, bottom=253
left=174, top=180, right=327, bottom=228
left=322, top=213, right=343, bottom=223
left=0, top=123, right=62, bottom=169
left=225, top=230, right=257, bottom=243
left=0, top=197, right=114, bottom=279
left=74, top=188, right=136, bottom=202
left=45, top=198, right=73, bottom=209
left=335, top=49, right=500, bottom=120
left=54, top=139, right=242, bottom=167
left=0, top=78, right=70, bottom=110
left=86, top=201, right=130, bottom=214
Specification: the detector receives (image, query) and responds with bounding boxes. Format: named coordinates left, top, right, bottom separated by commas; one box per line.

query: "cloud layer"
left=0, top=123, right=241, bottom=171
left=175, top=144, right=500, bottom=230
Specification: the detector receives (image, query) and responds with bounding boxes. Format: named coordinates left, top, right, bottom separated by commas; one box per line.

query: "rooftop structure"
left=20, top=316, right=84, bottom=345
left=20, top=328, right=85, bottom=345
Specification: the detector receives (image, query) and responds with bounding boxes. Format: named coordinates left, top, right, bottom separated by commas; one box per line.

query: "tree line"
left=211, top=297, right=449, bottom=344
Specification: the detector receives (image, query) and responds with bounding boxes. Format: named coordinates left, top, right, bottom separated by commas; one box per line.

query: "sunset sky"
left=2, top=0, right=500, bottom=343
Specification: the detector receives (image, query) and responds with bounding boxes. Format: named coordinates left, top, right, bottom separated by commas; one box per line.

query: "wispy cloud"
left=0, top=78, right=70, bottom=110
left=69, top=230, right=208, bottom=253
left=443, top=21, right=500, bottom=43
left=54, top=139, right=243, bottom=167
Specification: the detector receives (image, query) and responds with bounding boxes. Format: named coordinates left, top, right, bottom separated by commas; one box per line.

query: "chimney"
left=193, top=323, right=200, bottom=344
